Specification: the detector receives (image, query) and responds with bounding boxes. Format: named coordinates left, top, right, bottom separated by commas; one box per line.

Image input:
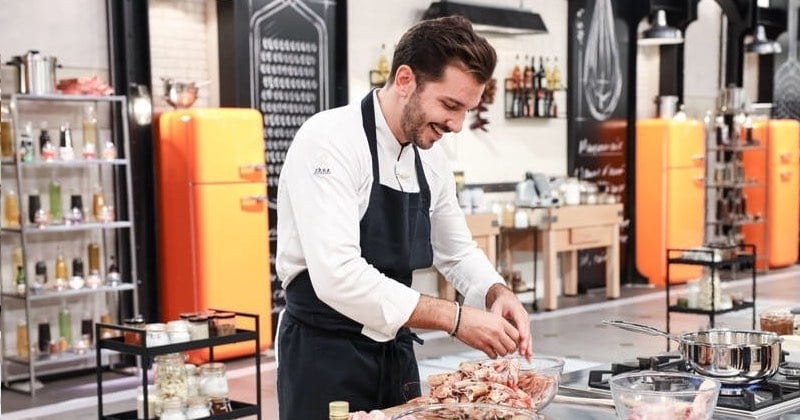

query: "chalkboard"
left=218, top=0, right=347, bottom=339
left=567, top=0, right=648, bottom=288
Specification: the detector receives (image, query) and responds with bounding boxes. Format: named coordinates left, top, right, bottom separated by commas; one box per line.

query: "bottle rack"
left=95, top=309, right=262, bottom=420
left=665, top=244, right=756, bottom=336
left=0, top=93, right=139, bottom=395
left=504, top=80, right=562, bottom=119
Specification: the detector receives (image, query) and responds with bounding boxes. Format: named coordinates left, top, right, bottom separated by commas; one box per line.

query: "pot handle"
left=602, top=319, right=681, bottom=343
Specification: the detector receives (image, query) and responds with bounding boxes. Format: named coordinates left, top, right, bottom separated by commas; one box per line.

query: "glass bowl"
left=390, top=402, right=538, bottom=419
left=516, top=356, right=564, bottom=410
left=443, top=356, right=564, bottom=411
left=609, top=371, right=721, bottom=420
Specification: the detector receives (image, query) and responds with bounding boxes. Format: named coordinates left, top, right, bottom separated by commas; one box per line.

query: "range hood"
left=422, top=1, right=548, bottom=35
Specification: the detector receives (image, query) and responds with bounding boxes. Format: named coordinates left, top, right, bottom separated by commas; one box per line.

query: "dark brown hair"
left=388, top=16, right=497, bottom=86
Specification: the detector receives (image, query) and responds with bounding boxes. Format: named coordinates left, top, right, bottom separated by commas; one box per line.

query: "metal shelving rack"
left=665, top=244, right=757, bottom=336
left=95, top=310, right=262, bottom=420
left=0, top=94, right=139, bottom=395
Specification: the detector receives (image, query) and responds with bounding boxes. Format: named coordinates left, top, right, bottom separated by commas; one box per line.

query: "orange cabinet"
left=742, top=119, right=800, bottom=268
left=636, top=119, right=705, bottom=286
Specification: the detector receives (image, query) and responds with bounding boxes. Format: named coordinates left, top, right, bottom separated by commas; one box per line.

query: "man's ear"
left=393, top=64, right=416, bottom=98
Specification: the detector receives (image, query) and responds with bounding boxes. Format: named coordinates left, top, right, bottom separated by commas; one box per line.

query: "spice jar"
left=185, top=363, right=199, bottom=397
left=123, top=316, right=145, bottom=345
left=167, top=320, right=191, bottom=343
left=160, top=398, right=187, bottom=420
left=146, top=323, right=169, bottom=347
left=211, top=312, right=236, bottom=336
left=155, top=353, right=188, bottom=401
left=209, top=396, right=232, bottom=415
left=186, top=396, right=210, bottom=419
left=760, top=311, right=794, bottom=336
left=188, top=315, right=209, bottom=340
left=198, top=362, right=229, bottom=398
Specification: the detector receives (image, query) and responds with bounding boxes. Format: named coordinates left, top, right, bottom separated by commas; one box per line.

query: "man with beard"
left=275, top=16, right=532, bottom=419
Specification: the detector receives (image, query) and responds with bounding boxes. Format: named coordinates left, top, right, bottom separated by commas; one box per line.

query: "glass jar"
left=154, top=353, right=188, bottom=401
left=146, top=323, right=169, bottom=347
left=136, top=385, right=160, bottom=419
left=198, top=362, right=229, bottom=398
left=188, top=315, right=209, bottom=340
left=186, top=396, right=210, bottom=419
left=212, top=312, right=236, bottom=336
left=167, top=320, right=191, bottom=343
left=760, top=311, right=794, bottom=336
left=185, top=363, right=199, bottom=397
left=123, top=316, right=145, bottom=345
left=159, top=398, right=187, bottom=420
left=209, top=396, right=232, bottom=415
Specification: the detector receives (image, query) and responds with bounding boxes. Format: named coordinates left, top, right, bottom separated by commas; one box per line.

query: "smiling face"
left=399, top=64, right=485, bottom=150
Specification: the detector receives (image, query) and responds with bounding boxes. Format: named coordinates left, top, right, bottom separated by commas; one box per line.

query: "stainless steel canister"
left=656, top=95, right=679, bottom=119
left=21, top=51, right=57, bottom=95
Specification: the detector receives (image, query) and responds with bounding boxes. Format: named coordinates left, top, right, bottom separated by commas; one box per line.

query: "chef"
left=275, top=16, right=532, bottom=419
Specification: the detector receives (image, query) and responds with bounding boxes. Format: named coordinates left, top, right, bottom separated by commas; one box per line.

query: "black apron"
left=277, top=91, right=434, bottom=419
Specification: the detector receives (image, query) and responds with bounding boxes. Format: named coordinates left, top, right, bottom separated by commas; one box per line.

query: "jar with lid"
left=209, top=396, right=232, bottom=415
left=154, top=353, right=188, bottom=401
left=136, top=384, right=160, bottom=419
left=185, top=396, right=210, bottom=419
left=167, top=320, right=190, bottom=343
left=211, top=312, right=236, bottom=336
left=198, top=362, right=229, bottom=398
left=160, top=398, right=187, bottom=420
left=123, top=316, right=145, bottom=345
left=188, top=315, right=209, bottom=340
left=146, top=323, right=169, bottom=347
left=185, top=363, right=199, bottom=397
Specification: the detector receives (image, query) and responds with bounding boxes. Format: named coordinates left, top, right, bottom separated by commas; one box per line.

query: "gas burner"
left=719, top=383, right=748, bottom=396
left=780, top=362, right=800, bottom=378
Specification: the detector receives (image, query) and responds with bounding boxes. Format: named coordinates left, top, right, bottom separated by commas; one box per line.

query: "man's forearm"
left=405, top=294, right=457, bottom=332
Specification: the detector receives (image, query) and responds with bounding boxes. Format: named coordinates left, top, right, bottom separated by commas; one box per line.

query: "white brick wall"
left=149, top=0, right=218, bottom=112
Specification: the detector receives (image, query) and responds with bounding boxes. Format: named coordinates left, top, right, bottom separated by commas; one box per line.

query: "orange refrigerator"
left=155, top=108, right=272, bottom=363
left=742, top=119, right=800, bottom=268
left=636, top=118, right=705, bottom=286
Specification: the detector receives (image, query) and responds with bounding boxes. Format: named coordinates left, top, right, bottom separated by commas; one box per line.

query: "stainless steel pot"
left=12, top=50, right=58, bottom=95
left=603, top=320, right=782, bottom=384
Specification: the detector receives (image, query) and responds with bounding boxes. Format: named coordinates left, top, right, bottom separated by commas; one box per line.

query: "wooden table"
left=501, top=204, right=623, bottom=311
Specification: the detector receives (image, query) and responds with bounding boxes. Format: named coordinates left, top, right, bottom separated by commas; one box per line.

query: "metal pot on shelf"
left=9, top=50, right=59, bottom=94
left=603, top=319, right=782, bottom=384
left=162, top=78, right=210, bottom=108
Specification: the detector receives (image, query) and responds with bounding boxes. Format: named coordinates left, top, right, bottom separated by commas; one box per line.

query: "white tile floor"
left=2, top=265, right=799, bottom=419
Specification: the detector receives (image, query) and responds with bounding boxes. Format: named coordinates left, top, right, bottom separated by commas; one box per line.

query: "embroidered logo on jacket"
left=313, top=153, right=332, bottom=176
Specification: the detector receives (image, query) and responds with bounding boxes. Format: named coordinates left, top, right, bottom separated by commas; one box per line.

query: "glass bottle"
left=59, top=305, right=72, bottom=348
left=329, top=401, right=349, bottom=420
left=37, top=320, right=51, bottom=353
left=67, top=194, right=83, bottom=224
left=106, top=255, right=121, bottom=286
left=16, top=319, right=29, bottom=358
left=92, top=189, right=105, bottom=221
left=185, top=363, right=200, bottom=397
left=16, top=265, right=26, bottom=295
left=20, top=121, right=34, bottom=162
left=0, top=102, right=13, bottom=158
left=102, top=138, right=117, bottom=160
left=54, top=253, right=68, bottom=290
left=81, top=313, right=94, bottom=348
left=3, top=188, right=21, bottom=227
left=11, top=247, right=23, bottom=283
left=33, top=260, right=47, bottom=291
left=49, top=180, right=63, bottom=223
left=58, top=123, right=75, bottom=161
left=86, top=243, right=102, bottom=288
left=28, top=191, right=44, bottom=225
left=39, top=124, right=56, bottom=162
left=69, top=257, right=85, bottom=289
left=82, top=105, right=98, bottom=159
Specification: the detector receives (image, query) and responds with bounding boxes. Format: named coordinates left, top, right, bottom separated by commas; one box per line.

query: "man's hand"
left=485, top=283, right=533, bottom=359
left=453, top=306, right=520, bottom=359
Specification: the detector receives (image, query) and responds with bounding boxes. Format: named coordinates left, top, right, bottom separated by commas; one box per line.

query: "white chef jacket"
left=276, top=90, right=504, bottom=342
